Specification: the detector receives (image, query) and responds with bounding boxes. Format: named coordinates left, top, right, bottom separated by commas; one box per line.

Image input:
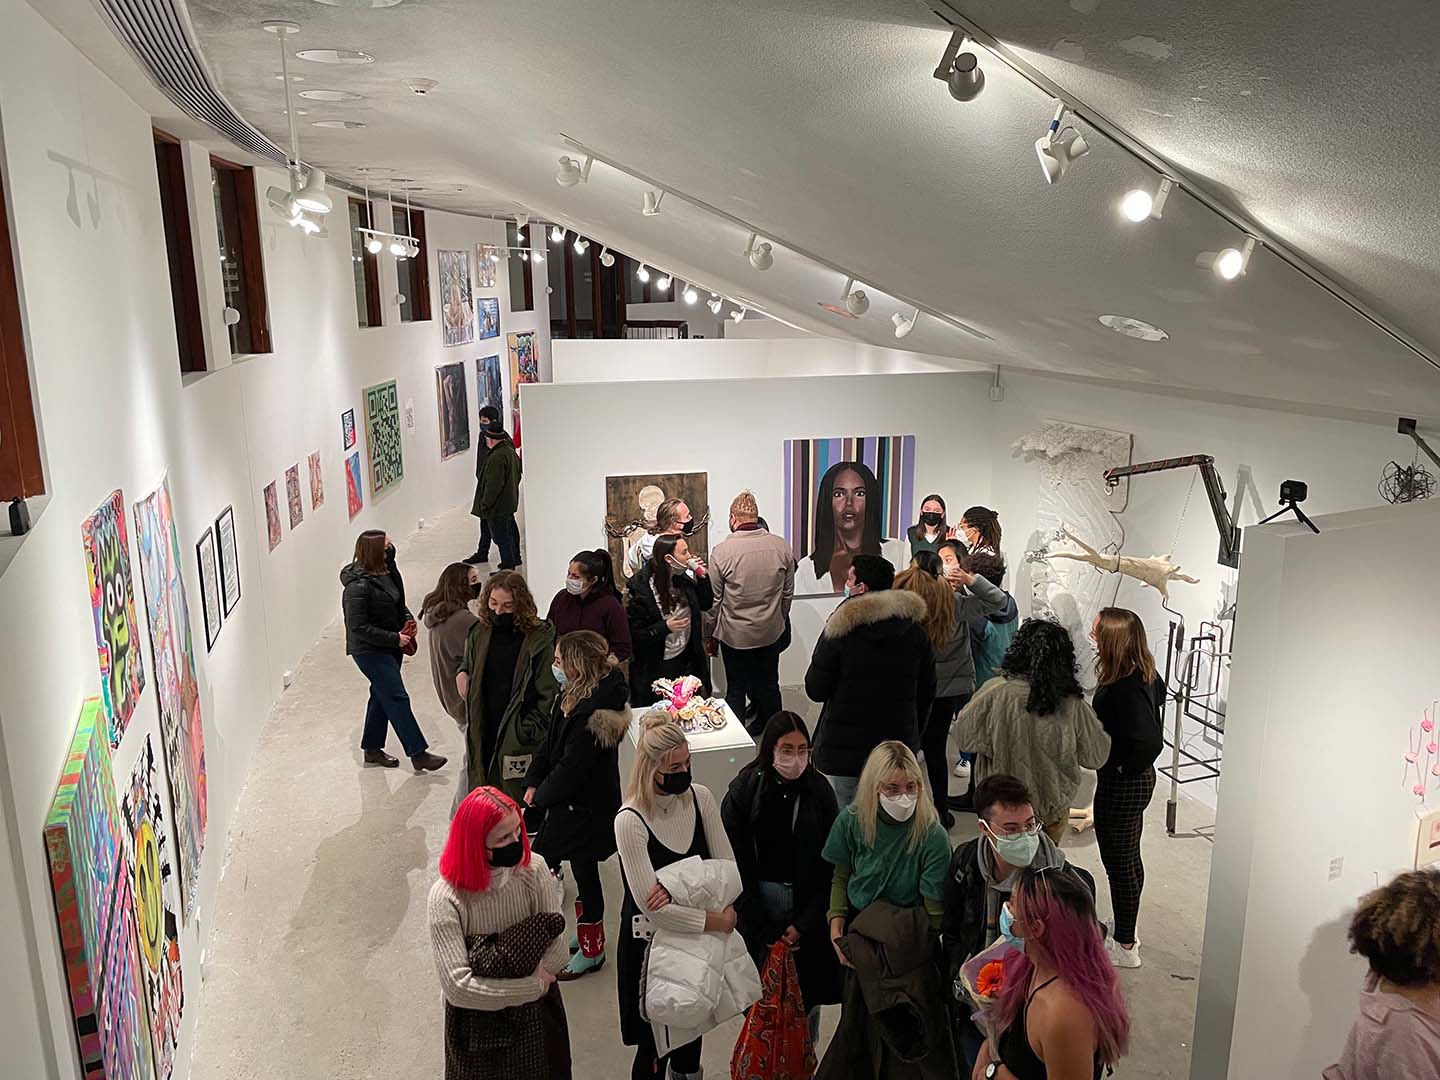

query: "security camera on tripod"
left=1257, top=479, right=1320, bottom=534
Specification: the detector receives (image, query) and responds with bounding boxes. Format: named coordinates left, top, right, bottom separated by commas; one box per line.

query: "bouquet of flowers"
left=956, top=938, right=1021, bottom=1032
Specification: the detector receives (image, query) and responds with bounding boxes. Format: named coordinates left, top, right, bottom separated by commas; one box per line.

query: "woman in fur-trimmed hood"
left=805, top=554, right=938, bottom=786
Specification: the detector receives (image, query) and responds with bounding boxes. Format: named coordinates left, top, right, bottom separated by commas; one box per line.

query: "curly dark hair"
left=999, top=618, right=1082, bottom=716
left=1348, top=869, right=1440, bottom=986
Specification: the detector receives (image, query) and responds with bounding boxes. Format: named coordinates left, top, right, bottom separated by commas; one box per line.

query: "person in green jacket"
left=456, top=571, right=558, bottom=807
left=473, top=423, right=523, bottom=569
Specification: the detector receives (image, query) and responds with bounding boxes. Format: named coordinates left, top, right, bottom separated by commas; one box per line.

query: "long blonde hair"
left=624, top=713, right=689, bottom=817
left=557, top=630, right=615, bottom=714
left=894, top=562, right=955, bottom=650
left=1094, top=607, right=1158, bottom=686
left=854, top=740, right=936, bottom=851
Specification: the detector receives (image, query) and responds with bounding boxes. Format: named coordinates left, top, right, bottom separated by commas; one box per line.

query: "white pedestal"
left=620, top=699, right=757, bottom=799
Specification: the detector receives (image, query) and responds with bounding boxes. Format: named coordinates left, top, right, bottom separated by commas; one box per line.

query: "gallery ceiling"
left=41, top=0, right=1440, bottom=423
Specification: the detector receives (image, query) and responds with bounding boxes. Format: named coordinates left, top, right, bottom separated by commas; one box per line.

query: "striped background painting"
left=783, top=435, right=916, bottom=561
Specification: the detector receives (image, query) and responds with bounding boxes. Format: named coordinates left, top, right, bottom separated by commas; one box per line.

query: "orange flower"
left=976, top=960, right=1005, bottom=997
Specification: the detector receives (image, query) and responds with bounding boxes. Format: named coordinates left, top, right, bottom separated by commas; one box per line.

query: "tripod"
left=1257, top=500, right=1320, bottom=534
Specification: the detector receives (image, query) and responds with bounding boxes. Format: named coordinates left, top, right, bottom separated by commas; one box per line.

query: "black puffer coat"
left=340, top=556, right=412, bottom=656
left=525, top=668, right=631, bottom=864
left=805, top=590, right=937, bottom=777
left=625, top=562, right=714, bottom=703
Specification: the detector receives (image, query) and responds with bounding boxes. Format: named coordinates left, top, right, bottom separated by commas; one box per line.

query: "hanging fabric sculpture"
left=1042, top=528, right=1200, bottom=601
left=731, top=940, right=816, bottom=1080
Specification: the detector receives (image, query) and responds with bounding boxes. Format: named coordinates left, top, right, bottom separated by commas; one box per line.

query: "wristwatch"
left=985, top=1064, right=1000, bottom=1079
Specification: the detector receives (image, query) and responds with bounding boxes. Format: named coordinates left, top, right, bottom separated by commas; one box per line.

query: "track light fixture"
left=842, top=278, right=870, bottom=316
left=745, top=232, right=774, bottom=270
left=642, top=190, right=665, bottom=216
left=293, top=167, right=332, bottom=214
left=707, top=294, right=723, bottom=315
left=732, top=306, right=748, bottom=324
left=892, top=307, right=919, bottom=339
left=550, top=224, right=564, bottom=243
left=1035, top=103, right=1090, bottom=185
left=574, top=236, right=589, bottom=254
left=1214, top=237, right=1257, bottom=281
left=366, top=235, right=384, bottom=254
left=264, top=20, right=332, bottom=226
left=1120, top=177, right=1173, bottom=223
left=555, top=154, right=593, bottom=187
left=656, top=274, right=671, bottom=291
left=682, top=286, right=698, bottom=305
left=934, top=33, right=985, bottom=102
left=514, top=213, right=528, bottom=242
left=389, top=236, right=407, bottom=257
left=636, top=264, right=651, bottom=283
left=598, top=247, right=615, bottom=268
left=531, top=248, right=545, bottom=264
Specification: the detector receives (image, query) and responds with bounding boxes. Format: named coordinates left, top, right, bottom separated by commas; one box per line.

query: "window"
left=210, top=158, right=271, bottom=354
left=0, top=164, right=43, bottom=502
left=507, top=220, right=533, bottom=313
left=393, top=206, right=431, bottom=322
left=153, top=131, right=206, bottom=372
left=349, top=198, right=382, bottom=328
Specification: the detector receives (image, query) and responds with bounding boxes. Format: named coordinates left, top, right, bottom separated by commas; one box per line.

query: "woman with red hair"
left=428, top=787, right=571, bottom=1079
left=973, top=866, right=1129, bottom=1079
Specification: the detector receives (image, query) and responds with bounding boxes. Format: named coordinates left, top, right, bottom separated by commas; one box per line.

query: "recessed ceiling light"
left=1098, top=314, right=1168, bottom=341
left=311, top=119, right=366, bottom=129
left=281, top=108, right=309, bottom=116
left=295, top=49, right=375, bottom=64
left=308, top=0, right=404, bottom=7
left=274, top=72, right=306, bottom=81
left=298, top=89, right=363, bottom=102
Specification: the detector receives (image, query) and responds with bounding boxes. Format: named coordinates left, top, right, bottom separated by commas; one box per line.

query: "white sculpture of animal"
left=1043, top=528, right=1200, bottom=600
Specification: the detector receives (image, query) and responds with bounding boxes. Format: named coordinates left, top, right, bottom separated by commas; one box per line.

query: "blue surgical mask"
left=999, top=903, right=1025, bottom=952
left=842, top=584, right=852, bottom=599
left=551, top=664, right=567, bottom=686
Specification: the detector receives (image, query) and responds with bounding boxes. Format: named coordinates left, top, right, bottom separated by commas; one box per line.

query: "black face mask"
left=657, top=769, right=693, bottom=796
left=920, top=512, right=944, bottom=528
left=491, top=612, right=515, bottom=630
left=385, top=545, right=397, bottom=563
left=469, top=583, right=483, bottom=599
left=679, top=519, right=696, bottom=535
left=488, top=839, right=524, bottom=868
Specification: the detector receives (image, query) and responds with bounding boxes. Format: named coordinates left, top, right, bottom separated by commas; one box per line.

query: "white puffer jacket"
left=641, top=856, right=762, bottom=1056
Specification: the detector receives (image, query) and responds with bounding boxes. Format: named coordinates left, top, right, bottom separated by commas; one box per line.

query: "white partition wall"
left=1192, top=500, right=1440, bottom=1079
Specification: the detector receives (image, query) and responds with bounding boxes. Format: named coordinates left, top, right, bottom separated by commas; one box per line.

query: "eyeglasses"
left=989, top=819, right=1041, bottom=837
left=774, top=749, right=810, bottom=761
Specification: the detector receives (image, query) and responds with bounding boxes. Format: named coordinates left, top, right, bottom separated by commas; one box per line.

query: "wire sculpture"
left=1378, top=452, right=1435, bottom=504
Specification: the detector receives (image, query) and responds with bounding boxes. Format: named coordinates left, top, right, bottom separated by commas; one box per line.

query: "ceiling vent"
left=95, top=0, right=287, bottom=165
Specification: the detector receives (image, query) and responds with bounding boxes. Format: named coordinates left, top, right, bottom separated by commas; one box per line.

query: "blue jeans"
left=486, top=514, right=521, bottom=567
left=756, top=880, right=822, bottom=1046
left=824, top=773, right=858, bottom=808
left=352, top=652, right=428, bottom=757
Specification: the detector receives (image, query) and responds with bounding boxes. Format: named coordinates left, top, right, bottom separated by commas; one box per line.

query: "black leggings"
left=1093, top=767, right=1156, bottom=945
left=631, top=1030, right=701, bottom=1080
left=570, top=856, right=605, bottom=924
left=923, top=694, right=968, bottom=811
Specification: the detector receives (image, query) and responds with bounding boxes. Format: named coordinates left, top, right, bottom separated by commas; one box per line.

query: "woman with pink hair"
left=427, top=787, right=572, bottom=1079
left=973, top=866, right=1130, bottom=1080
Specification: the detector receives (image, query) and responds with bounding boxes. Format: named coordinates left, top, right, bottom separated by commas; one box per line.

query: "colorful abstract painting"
left=476, top=355, right=503, bottom=419
left=475, top=244, right=497, bottom=288
left=345, top=452, right=364, bottom=521
left=436, top=361, right=471, bottom=460
left=285, top=465, right=304, bottom=529
left=307, top=451, right=325, bottom=510
left=438, top=249, right=475, bottom=347
left=782, top=434, right=916, bottom=596
left=477, top=296, right=500, bottom=340
left=364, top=379, right=404, bottom=496
left=341, top=408, right=356, bottom=451
left=133, top=476, right=207, bottom=917
left=82, top=489, right=147, bottom=747
left=44, top=698, right=154, bottom=1080
left=121, top=735, right=184, bottom=1080
left=263, top=482, right=282, bottom=551
left=507, top=331, right=537, bottom=450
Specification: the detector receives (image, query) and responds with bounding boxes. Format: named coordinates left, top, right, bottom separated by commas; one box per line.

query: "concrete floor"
left=190, top=507, right=1215, bottom=1079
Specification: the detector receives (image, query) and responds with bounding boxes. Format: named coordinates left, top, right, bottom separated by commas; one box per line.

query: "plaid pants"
left=1093, top=766, right=1157, bottom=946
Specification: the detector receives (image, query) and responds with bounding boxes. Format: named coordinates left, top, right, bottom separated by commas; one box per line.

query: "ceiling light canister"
left=599, top=247, right=615, bottom=268
left=574, top=236, right=589, bottom=254
left=656, top=274, right=671, bottom=291
left=389, top=237, right=408, bottom=257
left=745, top=232, right=774, bottom=270
left=293, top=167, right=333, bottom=214
left=892, top=307, right=920, bottom=339
left=732, top=306, right=748, bottom=324
left=555, top=154, right=593, bottom=187
left=365, top=235, right=383, bottom=254
left=1121, top=177, right=1174, bottom=223
left=642, top=190, right=665, bottom=216
left=1035, top=103, right=1090, bottom=185
left=1215, top=236, right=1257, bottom=280
left=948, top=47, right=985, bottom=102
left=637, top=264, right=651, bottom=283
left=550, top=224, right=564, bottom=243
left=843, top=278, right=870, bottom=316
left=707, top=295, right=723, bottom=315
left=683, top=286, right=698, bottom=305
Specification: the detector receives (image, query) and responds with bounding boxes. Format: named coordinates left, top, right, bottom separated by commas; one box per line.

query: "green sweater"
left=822, top=805, right=951, bottom=927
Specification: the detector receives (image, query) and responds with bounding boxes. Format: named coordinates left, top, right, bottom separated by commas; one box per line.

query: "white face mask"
left=880, top=792, right=918, bottom=822
left=565, top=576, right=586, bottom=595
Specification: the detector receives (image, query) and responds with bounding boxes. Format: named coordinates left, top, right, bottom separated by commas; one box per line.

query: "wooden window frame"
left=393, top=206, right=432, bottom=323
left=349, top=197, right=383, bottom=328
left=153, top=131, right=207, bottom=372
left=0, top=161, right=42, bottom=500
left=210, top=156, right=272, bottom=354
left=507, top=220, right=534, bottom=313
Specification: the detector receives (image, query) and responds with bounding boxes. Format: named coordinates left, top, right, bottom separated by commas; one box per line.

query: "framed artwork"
left=436, top=361, right=471, bottom=460
left=195, top=527, right=223, bottom=652
left=307, top=451, right=325, bottom=510
left=345, top=453, right=364, bottom=521
left=285, top=465, right=304, bottom=529
left=507, top=331, right=537, bottom=449
left=438, top=249, right=475, bottom=346
left=476, top=354, right=503, bottom=418
left=604, top=472, right=709, bottom=582
left=121, top=735, right=184, bottom=1080
left=477, top=296, right=500, bottom=340
left=341, top=408, right=356, bottom=451
left=263, top=482, right=282, bottom=551
left=133, top=476, right=207, bottom=917
left=476, top=244, right=497, bottom=288
left=783, top=434, right=916, bottom=596
left=81, top=488, right=147, bottom=747
left=44, top=698, right=154, bottom=1080
left=364, top=379, right=404, bottom=495
left=215, top=506, right=241, bottom=616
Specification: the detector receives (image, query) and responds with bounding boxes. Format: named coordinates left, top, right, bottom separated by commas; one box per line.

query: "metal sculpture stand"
left=1161, top=620, right=1231, bottom=836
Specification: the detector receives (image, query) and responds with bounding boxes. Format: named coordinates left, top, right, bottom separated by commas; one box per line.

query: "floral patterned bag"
left=731, top=940, right=815, bottom=1080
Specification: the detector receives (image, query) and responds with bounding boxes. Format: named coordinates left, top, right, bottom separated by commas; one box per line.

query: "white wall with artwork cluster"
left=0, top=5, right=549, bottom=1078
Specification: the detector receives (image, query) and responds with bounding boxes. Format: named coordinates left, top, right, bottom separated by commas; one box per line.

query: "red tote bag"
left=731, top=940, right=816, bottom=1080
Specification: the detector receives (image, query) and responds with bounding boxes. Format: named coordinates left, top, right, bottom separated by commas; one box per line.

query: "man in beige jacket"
left=710, top=491, right=796, bottom=731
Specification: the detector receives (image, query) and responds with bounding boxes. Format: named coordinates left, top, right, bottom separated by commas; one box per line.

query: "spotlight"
left=656, top=274, right=671, bottom=291
left=555, top=154, right=592, bottom=187
left=732, top=306, right=748, bottom=324
left=599, top=247, right=615, bottom=268
left=296, top=212, right=322, bottom=235
left=365, top=235, right=384, bottom=254
left=1214, top=237, right=1257, bottom=280
left=518, top=251, right=529, bottom=262
left=293, top=167, right=333, bottom=214
left=406, top=241, right=420, bottom=257
left=549, top=224, right=564, bottom=243
left=488, top=250, right=500, bottom=263
left=265, top=185, right=297, bottom=220
left=389, top=237, right=408, bottom=257
left=1120, top=177, right=1173, bottom=223
left=707, top=295, right=723, bottom=315
left=636, top=264, right=651, bottom=283
left=574, top=236, right=589, bottom=254
left=642, top=190, right=665, bottom=216
left=531, top=249, right=545, bottom=264
left=842, top=278, right=869, bottom=316
left=682, top=286, right=698, bottom=305
left=514, top=213, right=528, bottom=242
left=947, top=49, right=984, bottom=102
left=745, top=232, right=774, bottom=270
left=1035, top=103, right=1089, bottom=185
left=892, top=307, right=919, bottom=339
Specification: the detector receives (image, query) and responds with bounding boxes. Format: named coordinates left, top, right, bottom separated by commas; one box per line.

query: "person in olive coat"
left=625, top=534, right=714, bottom=705
left=464, top=404, right=502, bottom=564
left=524, top=630, right=632, bottom=980
left=473, top=423, right=523, bottom=570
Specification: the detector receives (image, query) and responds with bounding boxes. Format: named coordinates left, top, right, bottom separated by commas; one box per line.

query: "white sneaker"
left=953, top=759, right=971, bottom=778
left=1105, top=936, right=1142, bottom=969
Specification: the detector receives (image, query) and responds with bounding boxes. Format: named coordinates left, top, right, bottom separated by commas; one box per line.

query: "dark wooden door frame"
left=0, top=163, right=41, bottom=498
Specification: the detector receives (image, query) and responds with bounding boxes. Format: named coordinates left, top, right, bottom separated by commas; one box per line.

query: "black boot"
left=363, top=749, right=399, bottom=768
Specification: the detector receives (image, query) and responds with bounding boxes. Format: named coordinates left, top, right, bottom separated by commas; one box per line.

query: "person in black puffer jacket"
left=626, top=535, right=715, bottom=705
left=524, top=631, right=631, bottom=981
left=340, top=529, right=446, bottom=773
left=805, top=554, right=936, bottom=807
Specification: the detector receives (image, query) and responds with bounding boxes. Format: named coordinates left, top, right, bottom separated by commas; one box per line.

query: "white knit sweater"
left=614, top=785, right=736, bottom=936
left=427, top=854, right=570, bottom=1011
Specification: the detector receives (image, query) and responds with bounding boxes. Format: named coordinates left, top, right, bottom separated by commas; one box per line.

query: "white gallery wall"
left=552, top=337, right=965, bottom=383
left=0, top=2, right=549, bottom=1076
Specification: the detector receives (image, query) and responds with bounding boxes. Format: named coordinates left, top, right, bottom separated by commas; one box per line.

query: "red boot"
left=558, top=922, right=605, bottom=980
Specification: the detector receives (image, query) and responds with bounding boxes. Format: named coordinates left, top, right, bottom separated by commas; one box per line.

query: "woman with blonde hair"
left=457, top=571, right=558, bottom=804
left=613, top=714, right=737, bottom=1080
left=523, top=631, right=630, bottom=981
left=1090, top=607, right=1166, bottom=969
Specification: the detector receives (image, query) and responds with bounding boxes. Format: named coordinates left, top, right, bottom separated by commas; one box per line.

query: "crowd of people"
left=335, top=463, right=1434, bottom=1080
